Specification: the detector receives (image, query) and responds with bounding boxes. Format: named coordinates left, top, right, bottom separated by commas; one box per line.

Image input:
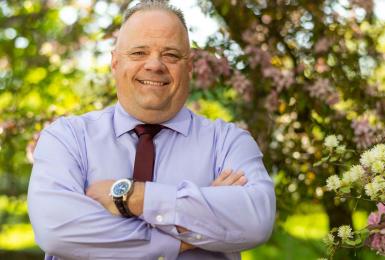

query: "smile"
left=137, top=80, right=169, bottom=86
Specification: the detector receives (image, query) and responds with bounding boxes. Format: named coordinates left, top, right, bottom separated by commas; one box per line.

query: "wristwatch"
left=110, top=178, right=135, bottom=217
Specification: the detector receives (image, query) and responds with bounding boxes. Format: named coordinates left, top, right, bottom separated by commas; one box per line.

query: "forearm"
left=28, top=129, right=181, bottom=259
left=140, top=179, right=275, bottom=252
left=28, top=184, right=181, bottom=259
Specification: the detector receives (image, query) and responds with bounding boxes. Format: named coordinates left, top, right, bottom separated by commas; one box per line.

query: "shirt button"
left=195, top=234, right=202, bottom=240
left=158, top=256, right=164, bottom=260
left=156, top=215, right=163, bottom=223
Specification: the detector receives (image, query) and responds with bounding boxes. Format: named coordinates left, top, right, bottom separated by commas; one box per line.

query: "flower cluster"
left=306, top=78, right=340, bottom=106
left=326, top=143, right=385, bottom=200
left=366, top=203, right=385, bottom=255
left=191, top=49, right=231, bottom=89
left=227, top=70, right=253, bottom=102
left=351, top=118, right=378, bottom=150
left=322, top=137, right=385, bottom=256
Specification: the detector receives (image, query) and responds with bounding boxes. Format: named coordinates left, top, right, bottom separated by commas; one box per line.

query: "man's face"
left=111, top=9, right=192, bottom=123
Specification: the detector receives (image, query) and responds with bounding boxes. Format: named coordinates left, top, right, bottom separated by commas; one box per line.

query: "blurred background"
left=1, top=0, right=385, bottom=259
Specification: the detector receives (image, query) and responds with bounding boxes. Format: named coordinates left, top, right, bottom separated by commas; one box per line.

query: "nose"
left=143, top=56, right=166, bottom=73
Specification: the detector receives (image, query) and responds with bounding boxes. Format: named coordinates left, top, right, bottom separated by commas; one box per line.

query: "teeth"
left=139, top=80, right=166, bottom=86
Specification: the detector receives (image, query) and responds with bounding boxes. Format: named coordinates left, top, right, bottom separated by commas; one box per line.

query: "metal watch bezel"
left=110, top=178, right=133, bottom=198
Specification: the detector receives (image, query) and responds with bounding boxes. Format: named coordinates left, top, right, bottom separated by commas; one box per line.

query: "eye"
left=165, top=53, right=178, bottom=57
left=131, top=51, right=146, bottom=56
left=163, top=53, right=181, bottom=62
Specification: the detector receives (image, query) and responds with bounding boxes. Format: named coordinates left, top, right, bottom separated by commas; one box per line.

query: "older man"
left=28, top=1, right=275, bottom=259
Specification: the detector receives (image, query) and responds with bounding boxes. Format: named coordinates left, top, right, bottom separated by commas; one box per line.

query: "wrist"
left=127, top=181, right=145, bottom=216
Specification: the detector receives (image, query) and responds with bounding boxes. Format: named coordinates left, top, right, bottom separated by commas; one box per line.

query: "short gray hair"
left=123, top=0, right=188, bottom=31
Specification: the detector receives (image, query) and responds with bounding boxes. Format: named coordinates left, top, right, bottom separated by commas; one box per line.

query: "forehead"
left=117, top=9, right=189, bottom=50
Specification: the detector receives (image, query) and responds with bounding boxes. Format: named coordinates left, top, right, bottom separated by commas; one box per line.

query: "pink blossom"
left=368, top=203, right=385, bottom=226
left=351, top=119, right=377, bottom=149
left=366, top=233, right=385, bottom=256
left=306, top=78, right=340, bottom=105
left=262, top=67, right=294, bottom=92
left=368, top=204, right=385, bottom=227
left=227, top=70, right=253, bottom=102
left=314, top=38, right=331, bottom=54
left=242, top=23, right=269, bottom=45
left=244, top=45, right=271, bottom=69
left=367, top=204, right=385, bottom=255
left=191, top=49, right=232, bottom=89
left=265, top=90, right=279, bottom=112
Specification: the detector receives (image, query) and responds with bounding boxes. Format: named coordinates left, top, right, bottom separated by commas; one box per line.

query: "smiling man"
left=27, top=1, right=276, bottom=260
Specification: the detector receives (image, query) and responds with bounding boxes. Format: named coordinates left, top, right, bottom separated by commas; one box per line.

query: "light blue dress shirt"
left=28, top=102, right=276, bottom=260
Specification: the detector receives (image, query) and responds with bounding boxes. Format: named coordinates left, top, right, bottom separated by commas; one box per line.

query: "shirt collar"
left=113, top=102, right=191, bottom=138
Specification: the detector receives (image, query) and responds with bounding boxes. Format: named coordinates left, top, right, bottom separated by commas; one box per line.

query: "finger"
left=212, top=169, right=233, bottom=186
left=222, top=170, right=244, bottom=185
left=232, top=175, right=248, bottom=186
left=217, top=169, right=232, bottom=181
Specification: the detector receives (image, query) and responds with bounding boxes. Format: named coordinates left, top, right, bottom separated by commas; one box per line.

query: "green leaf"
left=339, top=186, right=351, bottom=194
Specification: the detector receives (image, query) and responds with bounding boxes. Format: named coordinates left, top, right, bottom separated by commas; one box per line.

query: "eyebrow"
left=129, top=45, right=184, bottom=53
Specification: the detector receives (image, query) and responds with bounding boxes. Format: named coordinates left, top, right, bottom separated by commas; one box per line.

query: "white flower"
left=326, top=175, right=341, bottom=191
left=360, top=149, right=376, bottom=168
left=364, top=177, right=383, bottom=199
left=342, top=171, right=354, bottom=184
left=337, top=225, right=353, bottom=241
left=336, top=145, right=346, bottom=154
left=349, top=165, right=365, bottom=181
left=324, top=135, right=339, bottom=148
left=371, top=144, right=385, bottom=161
left=371, top=161, right=385, bottom=174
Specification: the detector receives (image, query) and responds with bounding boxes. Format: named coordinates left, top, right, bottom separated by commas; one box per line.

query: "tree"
left=194, top=0, right=385, bottom=229
left=1, top=0, right=385, bottom=257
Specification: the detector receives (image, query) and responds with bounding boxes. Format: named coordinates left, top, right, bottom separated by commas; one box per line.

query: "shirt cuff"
left=151, top=228, right=180, bottom=260
left=143, top=182, right=177, bottom=226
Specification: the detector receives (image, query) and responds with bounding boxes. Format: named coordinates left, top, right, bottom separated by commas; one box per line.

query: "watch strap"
left=122, top=186, right=135, bottom=217
left=113, top=196, right=132, bottom=217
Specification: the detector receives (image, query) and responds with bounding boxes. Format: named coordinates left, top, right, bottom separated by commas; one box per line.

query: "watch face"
left=111, top=179, right=131, bottom=197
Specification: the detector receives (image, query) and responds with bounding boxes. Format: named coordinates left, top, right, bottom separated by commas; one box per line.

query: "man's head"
left=111, top=0, right=192, bottom=124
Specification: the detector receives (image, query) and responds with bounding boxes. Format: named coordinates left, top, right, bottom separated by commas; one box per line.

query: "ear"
left=111, top=50, right=118, bottom=74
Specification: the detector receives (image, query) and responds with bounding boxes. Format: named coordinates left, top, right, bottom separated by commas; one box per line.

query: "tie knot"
left=134, top=124, right=163, bottom=137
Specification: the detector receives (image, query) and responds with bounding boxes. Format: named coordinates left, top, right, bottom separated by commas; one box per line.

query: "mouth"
left=136, top=79, right=170, bottom=86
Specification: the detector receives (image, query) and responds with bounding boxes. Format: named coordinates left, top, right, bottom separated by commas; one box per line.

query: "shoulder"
left=189, top=109, right=263, bottom=156
left=43, top=105, right=115, bottom=138
left=189, top=109, right=247, bottom=137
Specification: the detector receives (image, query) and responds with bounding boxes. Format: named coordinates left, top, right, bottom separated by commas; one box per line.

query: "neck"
left=119, top=103, right=180, bottom=124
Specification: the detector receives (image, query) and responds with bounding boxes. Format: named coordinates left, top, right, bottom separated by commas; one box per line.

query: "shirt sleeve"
left=27, top=118, right=180, bottom=260
left=142, top=124, right=276, bottom=252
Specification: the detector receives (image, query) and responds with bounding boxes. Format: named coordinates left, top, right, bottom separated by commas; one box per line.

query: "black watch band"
left=113, top=196, right=134, bottom=217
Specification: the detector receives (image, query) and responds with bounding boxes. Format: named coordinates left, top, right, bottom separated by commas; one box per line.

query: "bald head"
left=122, top=0, right=188, bottom=30
left=115, top=9, right=190, bottom=53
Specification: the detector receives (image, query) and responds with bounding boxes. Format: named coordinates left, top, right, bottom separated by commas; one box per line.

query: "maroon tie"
left=133, top=124, right=163, bottom=182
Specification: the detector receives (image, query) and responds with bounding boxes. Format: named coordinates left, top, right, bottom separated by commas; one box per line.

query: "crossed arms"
left=28, top=122, right=275, bottom=259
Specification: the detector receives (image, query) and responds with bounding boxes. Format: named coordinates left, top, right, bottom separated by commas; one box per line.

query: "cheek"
left=170, top=66, right=189, bottom=86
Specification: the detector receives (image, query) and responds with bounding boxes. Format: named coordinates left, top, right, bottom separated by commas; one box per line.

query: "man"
left=28, top=1, right=276, bottom=259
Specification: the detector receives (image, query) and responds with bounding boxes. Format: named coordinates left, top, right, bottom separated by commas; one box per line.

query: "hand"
left=86, top=180, right=120, bottom=216
left=211, top=169, right=247, bottom=186
left=180, top=241, right=195, bottom=253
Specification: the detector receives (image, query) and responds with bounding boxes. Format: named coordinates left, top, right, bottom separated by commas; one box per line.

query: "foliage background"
left=1, top=0, right=385, bottom=259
